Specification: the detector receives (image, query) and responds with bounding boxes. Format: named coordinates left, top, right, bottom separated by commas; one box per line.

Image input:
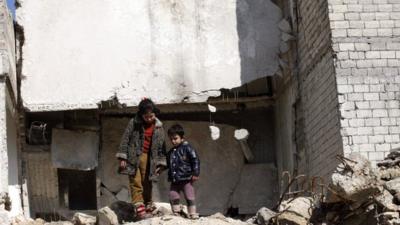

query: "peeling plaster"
left=17, top=0, right=283, bottom=111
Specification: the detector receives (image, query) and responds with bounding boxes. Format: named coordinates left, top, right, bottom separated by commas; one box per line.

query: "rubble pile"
left=6, top=149, right=400, bottom=225
left=247, top=149, right=400, bottom=225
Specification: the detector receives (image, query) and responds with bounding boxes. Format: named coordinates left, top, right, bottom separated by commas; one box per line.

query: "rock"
left=394, top=192, right=400, bottom=204
left=375, top=189, right=400, bottom=212
left=209, top=213, right=229, bottom=222
left=256, top=207, right=276, bottom=225
left=386, top=149, right=400, bottom=160
left=329, top=153, right=381, bottom=202
left=98, top=207, right=118, bottom=225
left=379, top=167, right=400, bottom=181
left=385, top=178, right=400, bottom=194
left=378, top=212, right=400, bottom=225
left=72, top=212, right=96, bottom=225
left=279, top=197, right=314, bottom=219
left=276, top=212, right=308, bottom=225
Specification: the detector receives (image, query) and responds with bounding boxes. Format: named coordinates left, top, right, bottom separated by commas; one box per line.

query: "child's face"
left=170, top=134, right=184, bottom=147
left=142, top=111, right=156, bottom=124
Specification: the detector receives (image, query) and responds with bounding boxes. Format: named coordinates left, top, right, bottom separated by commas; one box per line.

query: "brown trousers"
left=129, top=152, right=152, bottom=205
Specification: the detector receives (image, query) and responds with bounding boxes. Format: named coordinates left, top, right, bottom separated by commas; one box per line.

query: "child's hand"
left=191, top=176, right=199, bottom=182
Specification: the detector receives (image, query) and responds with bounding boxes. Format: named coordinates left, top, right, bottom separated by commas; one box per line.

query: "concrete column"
left=0, top=82, right=8, bottom=194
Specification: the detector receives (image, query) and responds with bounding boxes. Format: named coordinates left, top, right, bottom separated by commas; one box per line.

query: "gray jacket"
left=116, top=116, right=167, bottom=179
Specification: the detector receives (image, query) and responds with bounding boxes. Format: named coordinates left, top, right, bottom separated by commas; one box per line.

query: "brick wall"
left=329, top=0, right=400, bottom=163
left=296, top=0, right=343, bottom=179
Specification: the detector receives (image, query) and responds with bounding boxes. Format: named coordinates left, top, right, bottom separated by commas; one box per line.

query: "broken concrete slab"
left=279, top=197, right=314, bottom=220
left=72, top=212, right=96, bottom=225
left=379, top=167, right=400, bottom=181
left=385, top=178, right=400, bottom=195
left=329, top=154, right=381, bottom=202
left=97, top=207, right=118, bottom=225
left=375, top=189, right=400, bottom=212
left=51, top=128, right=99, bottom=170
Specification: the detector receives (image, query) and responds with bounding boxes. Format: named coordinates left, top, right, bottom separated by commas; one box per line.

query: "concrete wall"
left=0, top=82, right=7, bottom=193
left=7, top=102, right=23, bottom=216
left=329, top=0, right=400, bottom=163
left=296, top=0, right=343, bottom=179
left=0, top=0, right=17, bottom=100
left=17, top=0, right=282, bottom=111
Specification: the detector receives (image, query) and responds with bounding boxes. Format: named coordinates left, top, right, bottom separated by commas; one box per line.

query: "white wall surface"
left=17, top=0, right=282, bottom=111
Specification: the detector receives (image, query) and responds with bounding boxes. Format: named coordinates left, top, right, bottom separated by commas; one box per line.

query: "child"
left=167, top=124, right=200, bottom=219
left=116, top=98, right=167, bottom=220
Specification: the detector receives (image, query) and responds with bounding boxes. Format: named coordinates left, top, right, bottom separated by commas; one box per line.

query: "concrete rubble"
left=5, top=149, right=400, bottom=225
left=246, top=148, right=400, bottom=225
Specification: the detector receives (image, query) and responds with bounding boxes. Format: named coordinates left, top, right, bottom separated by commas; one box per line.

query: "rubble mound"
left=125, top=213, right=249, bottom=225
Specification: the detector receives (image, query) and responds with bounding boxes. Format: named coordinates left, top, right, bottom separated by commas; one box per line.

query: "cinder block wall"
left=329, top=0, right=400, bottom=163
left=296, top=0, right=343, bottom=179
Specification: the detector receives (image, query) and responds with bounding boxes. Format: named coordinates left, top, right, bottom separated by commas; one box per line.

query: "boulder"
left=72, top=212, right=96, bottom=225
left=98, top=207, right=118, bottom=225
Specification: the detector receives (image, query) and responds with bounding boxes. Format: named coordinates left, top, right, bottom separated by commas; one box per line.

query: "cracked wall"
left=17, top=0, right=282, bottom=111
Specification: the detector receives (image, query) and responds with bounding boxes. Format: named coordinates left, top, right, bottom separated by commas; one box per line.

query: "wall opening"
left=58, top=169, right=97, bottom=210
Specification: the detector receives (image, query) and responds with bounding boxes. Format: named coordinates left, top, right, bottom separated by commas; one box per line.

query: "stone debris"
left=244, top=149, right=400, bottom=225
left=6, top=149, right=400, bottom=225
left=98, top=206, right=119, bottom=225
left=72, top=212, right=96, bottom=225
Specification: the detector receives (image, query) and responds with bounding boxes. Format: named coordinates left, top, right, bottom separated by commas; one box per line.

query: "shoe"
left=135, top=203, right=146, bottom=220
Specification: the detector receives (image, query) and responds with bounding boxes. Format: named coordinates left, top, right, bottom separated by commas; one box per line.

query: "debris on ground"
left=6, top=148, right=400, bottom=225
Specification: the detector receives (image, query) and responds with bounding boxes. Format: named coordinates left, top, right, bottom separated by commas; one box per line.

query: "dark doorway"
left=58, top=169, right=97, bottom=210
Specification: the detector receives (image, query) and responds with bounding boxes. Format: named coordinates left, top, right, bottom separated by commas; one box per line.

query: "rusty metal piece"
left=274, top=174, right=307, bottom=210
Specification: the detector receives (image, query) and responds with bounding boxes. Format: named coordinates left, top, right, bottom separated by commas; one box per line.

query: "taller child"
left=116, top=99, right=167, bottom=219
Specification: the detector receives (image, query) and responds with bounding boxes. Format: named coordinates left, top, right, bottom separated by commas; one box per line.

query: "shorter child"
left=167, top=124, right=200, bottom=219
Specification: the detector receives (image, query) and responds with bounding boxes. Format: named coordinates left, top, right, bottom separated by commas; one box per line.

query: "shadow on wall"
left=236, top=0, right=282, bottom=84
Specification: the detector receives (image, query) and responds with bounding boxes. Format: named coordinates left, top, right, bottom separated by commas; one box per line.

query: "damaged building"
left=0, top=0, right=399, bottom=222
